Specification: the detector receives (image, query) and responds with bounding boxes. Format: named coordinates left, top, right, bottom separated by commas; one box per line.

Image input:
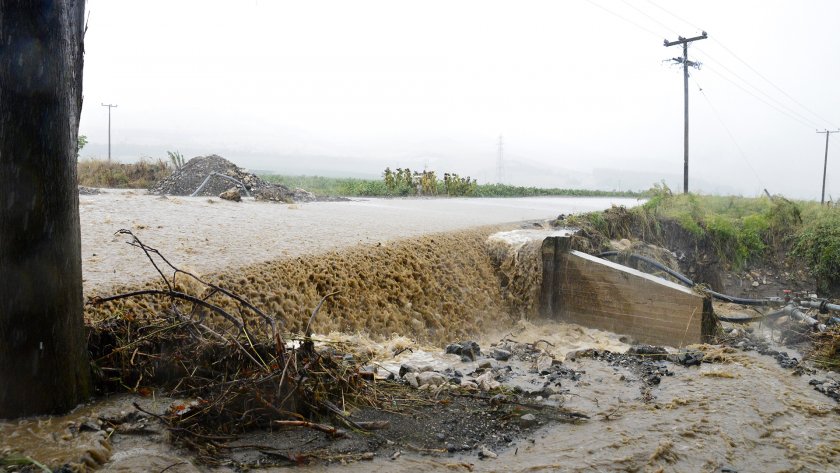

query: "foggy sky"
left=78, top=0, right=840, bottom=199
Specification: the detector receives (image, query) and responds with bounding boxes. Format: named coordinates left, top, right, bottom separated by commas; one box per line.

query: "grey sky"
left=79, top=0, right=840, bottom=199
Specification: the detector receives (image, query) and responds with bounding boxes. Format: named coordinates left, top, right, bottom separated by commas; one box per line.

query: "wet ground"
left=3, top=320, right=838, bottom=472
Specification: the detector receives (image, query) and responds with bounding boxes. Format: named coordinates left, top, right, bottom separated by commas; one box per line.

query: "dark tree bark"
left=0, top=0, right=91, bottom=418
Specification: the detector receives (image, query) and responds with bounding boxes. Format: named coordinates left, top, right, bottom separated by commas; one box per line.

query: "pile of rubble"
left=149, top=154, right=316, bottom=202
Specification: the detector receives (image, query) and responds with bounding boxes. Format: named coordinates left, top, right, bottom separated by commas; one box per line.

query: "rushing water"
left=3, top=196, right=839, bottom=471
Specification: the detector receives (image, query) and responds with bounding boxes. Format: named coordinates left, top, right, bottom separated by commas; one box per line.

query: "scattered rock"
left=491, top=348, right=512, bottom=361
left=627, top=345, right=669, bottom=360
left=78, top=186, right=102, bottom=195
left=417, top=371, right=446, bottom=387
left=536, top=355, right=554, bottom=374
left=519, top=413, right=538, bottom=427
left=404, top=372, right=419, bottom=388
left=478, top=446, right=498, bottom=459
left=218, top=187, right=241, bottom=202
left=668, top=350, right=704, bottom=367
left=445, top=340, right=481, bottom=362
left=475, top=371, right=501, bottom=391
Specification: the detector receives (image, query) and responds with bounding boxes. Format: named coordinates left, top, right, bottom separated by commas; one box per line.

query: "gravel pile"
left=149, top=154, right=315, bottom=202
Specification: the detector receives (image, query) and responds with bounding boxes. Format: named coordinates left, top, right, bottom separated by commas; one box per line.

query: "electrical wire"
left=700, top=64, right=818, bottom=130
left=710, top=38, right=840, bottom=130
left=694, top=49, right=823, bottom=129
left=619, top=0, right=680, bottom=36
left=646, top=0, right=838, bottom=130
left=581, top=0, right=662, bottom=39
left=691, top=76, right=765, bottom=192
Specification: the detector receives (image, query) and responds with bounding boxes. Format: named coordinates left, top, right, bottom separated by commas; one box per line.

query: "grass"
left=78, top=158, right=172, bottom=189
left=570, top=183, right=840, bottom=295
left=260, top=173, right=642, bottom=198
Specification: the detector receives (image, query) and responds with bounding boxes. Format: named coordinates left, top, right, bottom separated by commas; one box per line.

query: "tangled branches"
left=87, top=230, right=374, bottom=456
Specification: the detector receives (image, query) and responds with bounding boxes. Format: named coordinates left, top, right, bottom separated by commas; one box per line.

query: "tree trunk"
left=0, top=0, right=91, bottom=418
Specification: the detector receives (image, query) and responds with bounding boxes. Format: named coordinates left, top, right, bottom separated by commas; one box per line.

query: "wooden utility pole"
left=101, top=103, right=117, bottom=162
left=665, top=31, right=707, bottom=194
left=818, top=129, right=839, bottom=205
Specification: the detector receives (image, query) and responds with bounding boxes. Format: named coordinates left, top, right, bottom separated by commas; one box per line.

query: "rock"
left=669, top=351, right=704, bottom=367
left=491, top=348, right=512, bottom=361
left=218, top=187, right=241, bottom=201
left=536, top=355, right=554, bottom=374
left=254, top=185, right=294, bottom=203
left=404, top=372, right=419, bottom=388
left=399, top=364, right=416, bottom=378
left=460, top=380, right=478, bottom=390
left=751, top=281, right=760, bottom=287
left=519, top=413, right=538, bottom=427
left=444, top=340, right=481, bottom=362
left=627, top=345, right=668, bottom=359
left=475, top=372, right=500, bottom=391
left=478, top=360, right=493, bottom=370
left=436, top=432, right=446, bottom=442
left=417, top=371, right=446, bottom=387
left=478, top=446, right=497, bottom=459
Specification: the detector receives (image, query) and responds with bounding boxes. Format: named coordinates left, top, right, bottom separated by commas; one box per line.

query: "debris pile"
left=148, top=154, right=315, bottom=202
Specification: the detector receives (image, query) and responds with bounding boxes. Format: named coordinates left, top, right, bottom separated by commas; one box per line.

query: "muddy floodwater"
left=4, top=193, right=839, bottom=472
left=79, top=191, right=640, bottom=292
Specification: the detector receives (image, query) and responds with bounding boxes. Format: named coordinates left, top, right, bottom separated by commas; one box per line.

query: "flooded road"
left=79, top=192, right=639, bottom=292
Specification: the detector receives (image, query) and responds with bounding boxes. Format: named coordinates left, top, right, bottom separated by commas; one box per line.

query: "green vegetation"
left=261, top=168, right=641, bottom=199
left=570, top=182, right=840, bottom=295
left=261, top=174, right=390, bottom=196
left=168, top=150, right=185, bottom=170
left=77, top=158, right=172, bottom=189
left=76, top=134, right=87, bottom=158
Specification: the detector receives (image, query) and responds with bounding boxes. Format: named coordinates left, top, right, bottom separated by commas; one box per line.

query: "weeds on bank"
left=566, top=183, right=840, bottom=295
left=78, top=158, right=172, bottom=189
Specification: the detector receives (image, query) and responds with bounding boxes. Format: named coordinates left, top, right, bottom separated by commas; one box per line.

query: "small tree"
left=76, top=134, right=87, bottom=158
left=167, top=150, right=185, bottom=170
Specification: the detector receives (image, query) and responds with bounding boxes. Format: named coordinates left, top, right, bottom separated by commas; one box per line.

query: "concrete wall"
left=540, top=236, right=714, bottom=347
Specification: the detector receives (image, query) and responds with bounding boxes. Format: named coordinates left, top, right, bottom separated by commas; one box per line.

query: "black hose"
left=598, top=251, right=780, bottom=306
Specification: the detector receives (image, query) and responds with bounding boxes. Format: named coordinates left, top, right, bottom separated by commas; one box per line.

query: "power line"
left=694, top=49, right=823, bottom=129
left=619, top=0, right=679, bottom=36
left=700, top=65, right=817, bottom=130
left=582, top=0, right=662, bottom=39
left=692, top=77, right=765, bottom=192
left=647, top=0, right=838, bottom=130
left=646, top=0, right=703, bottom=32
left=710, top=38, right=840, bottom=130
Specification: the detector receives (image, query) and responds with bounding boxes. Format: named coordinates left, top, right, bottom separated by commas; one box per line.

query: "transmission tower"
left=496, top=134, right=505, bottom=184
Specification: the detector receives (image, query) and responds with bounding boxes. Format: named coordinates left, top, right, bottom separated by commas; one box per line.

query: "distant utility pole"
left=101, top=103, right=117, bottom=162
left=496, top=134, right=505, bottom=184
left=818, top=129, right=839, bottom=205
left=664, top=31, right=707, bottom=194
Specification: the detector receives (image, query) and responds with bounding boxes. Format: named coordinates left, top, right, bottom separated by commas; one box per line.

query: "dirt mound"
left=149, top=154, right=314, bottom=202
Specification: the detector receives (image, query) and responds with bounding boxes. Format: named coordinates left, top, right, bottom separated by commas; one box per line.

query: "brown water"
left=5, top=201, right=840, bottom=471
left=301, top=334, right=839, bottom=473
